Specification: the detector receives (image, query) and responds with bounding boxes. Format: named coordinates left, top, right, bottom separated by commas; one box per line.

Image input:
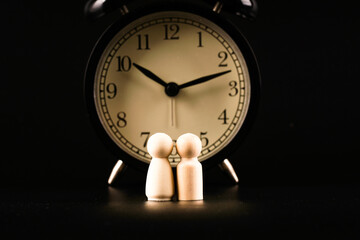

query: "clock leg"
left=218, top=159, right=239, bottom=184
left=108, top=160, right=127, bottom=185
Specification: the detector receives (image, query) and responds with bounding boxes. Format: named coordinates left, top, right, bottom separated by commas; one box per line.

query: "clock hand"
left=178, top=70, right=231, bottom=89
left=170, top=98, right=176, bottom=127
left=133, top=63, right=167, bottom=87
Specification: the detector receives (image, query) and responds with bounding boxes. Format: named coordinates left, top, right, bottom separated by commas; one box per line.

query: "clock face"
left=92, top=11, right=251, bottom=167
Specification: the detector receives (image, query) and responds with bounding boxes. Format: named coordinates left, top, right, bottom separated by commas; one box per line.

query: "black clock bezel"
left=84, top=1, right=261, bottom=171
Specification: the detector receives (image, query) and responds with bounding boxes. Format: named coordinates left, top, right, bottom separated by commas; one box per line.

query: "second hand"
left=170, top=97, right=176, bottom=127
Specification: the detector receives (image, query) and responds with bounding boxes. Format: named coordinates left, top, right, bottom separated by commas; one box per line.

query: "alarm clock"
left=84, top=0, right=260, bottom=174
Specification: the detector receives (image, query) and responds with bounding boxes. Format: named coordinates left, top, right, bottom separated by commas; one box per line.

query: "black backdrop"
left=1, top=0, right=359, bottom=187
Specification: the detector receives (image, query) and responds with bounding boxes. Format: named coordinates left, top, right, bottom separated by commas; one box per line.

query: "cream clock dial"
left=86, top=10, right=259, bottom=168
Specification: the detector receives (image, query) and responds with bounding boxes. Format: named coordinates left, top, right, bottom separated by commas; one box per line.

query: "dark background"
left=1, top=0, right=359, bottom=187
left=1, top=1, right=360, bottom=238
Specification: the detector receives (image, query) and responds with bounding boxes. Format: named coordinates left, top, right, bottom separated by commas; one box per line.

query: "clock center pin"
left=165, top=82, right=180, bottom=97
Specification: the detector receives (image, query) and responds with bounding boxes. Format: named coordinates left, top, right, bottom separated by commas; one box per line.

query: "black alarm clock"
left=84, top=0, right=260, bottom=182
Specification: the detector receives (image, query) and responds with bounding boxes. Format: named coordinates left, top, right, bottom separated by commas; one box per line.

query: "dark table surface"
left=1, top=181, right=359, bottom=239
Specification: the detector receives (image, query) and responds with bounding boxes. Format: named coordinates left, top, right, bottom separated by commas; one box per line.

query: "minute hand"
left=178, top=70, right=231, bottom=89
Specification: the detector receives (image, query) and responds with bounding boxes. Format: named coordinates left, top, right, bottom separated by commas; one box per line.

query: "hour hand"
left=133, top=63, right=167, bottom=87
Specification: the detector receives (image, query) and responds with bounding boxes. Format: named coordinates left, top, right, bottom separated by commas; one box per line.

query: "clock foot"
left=108, top=160, right=127, bottom=185
left=218, top=159, right=239, bottom=184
